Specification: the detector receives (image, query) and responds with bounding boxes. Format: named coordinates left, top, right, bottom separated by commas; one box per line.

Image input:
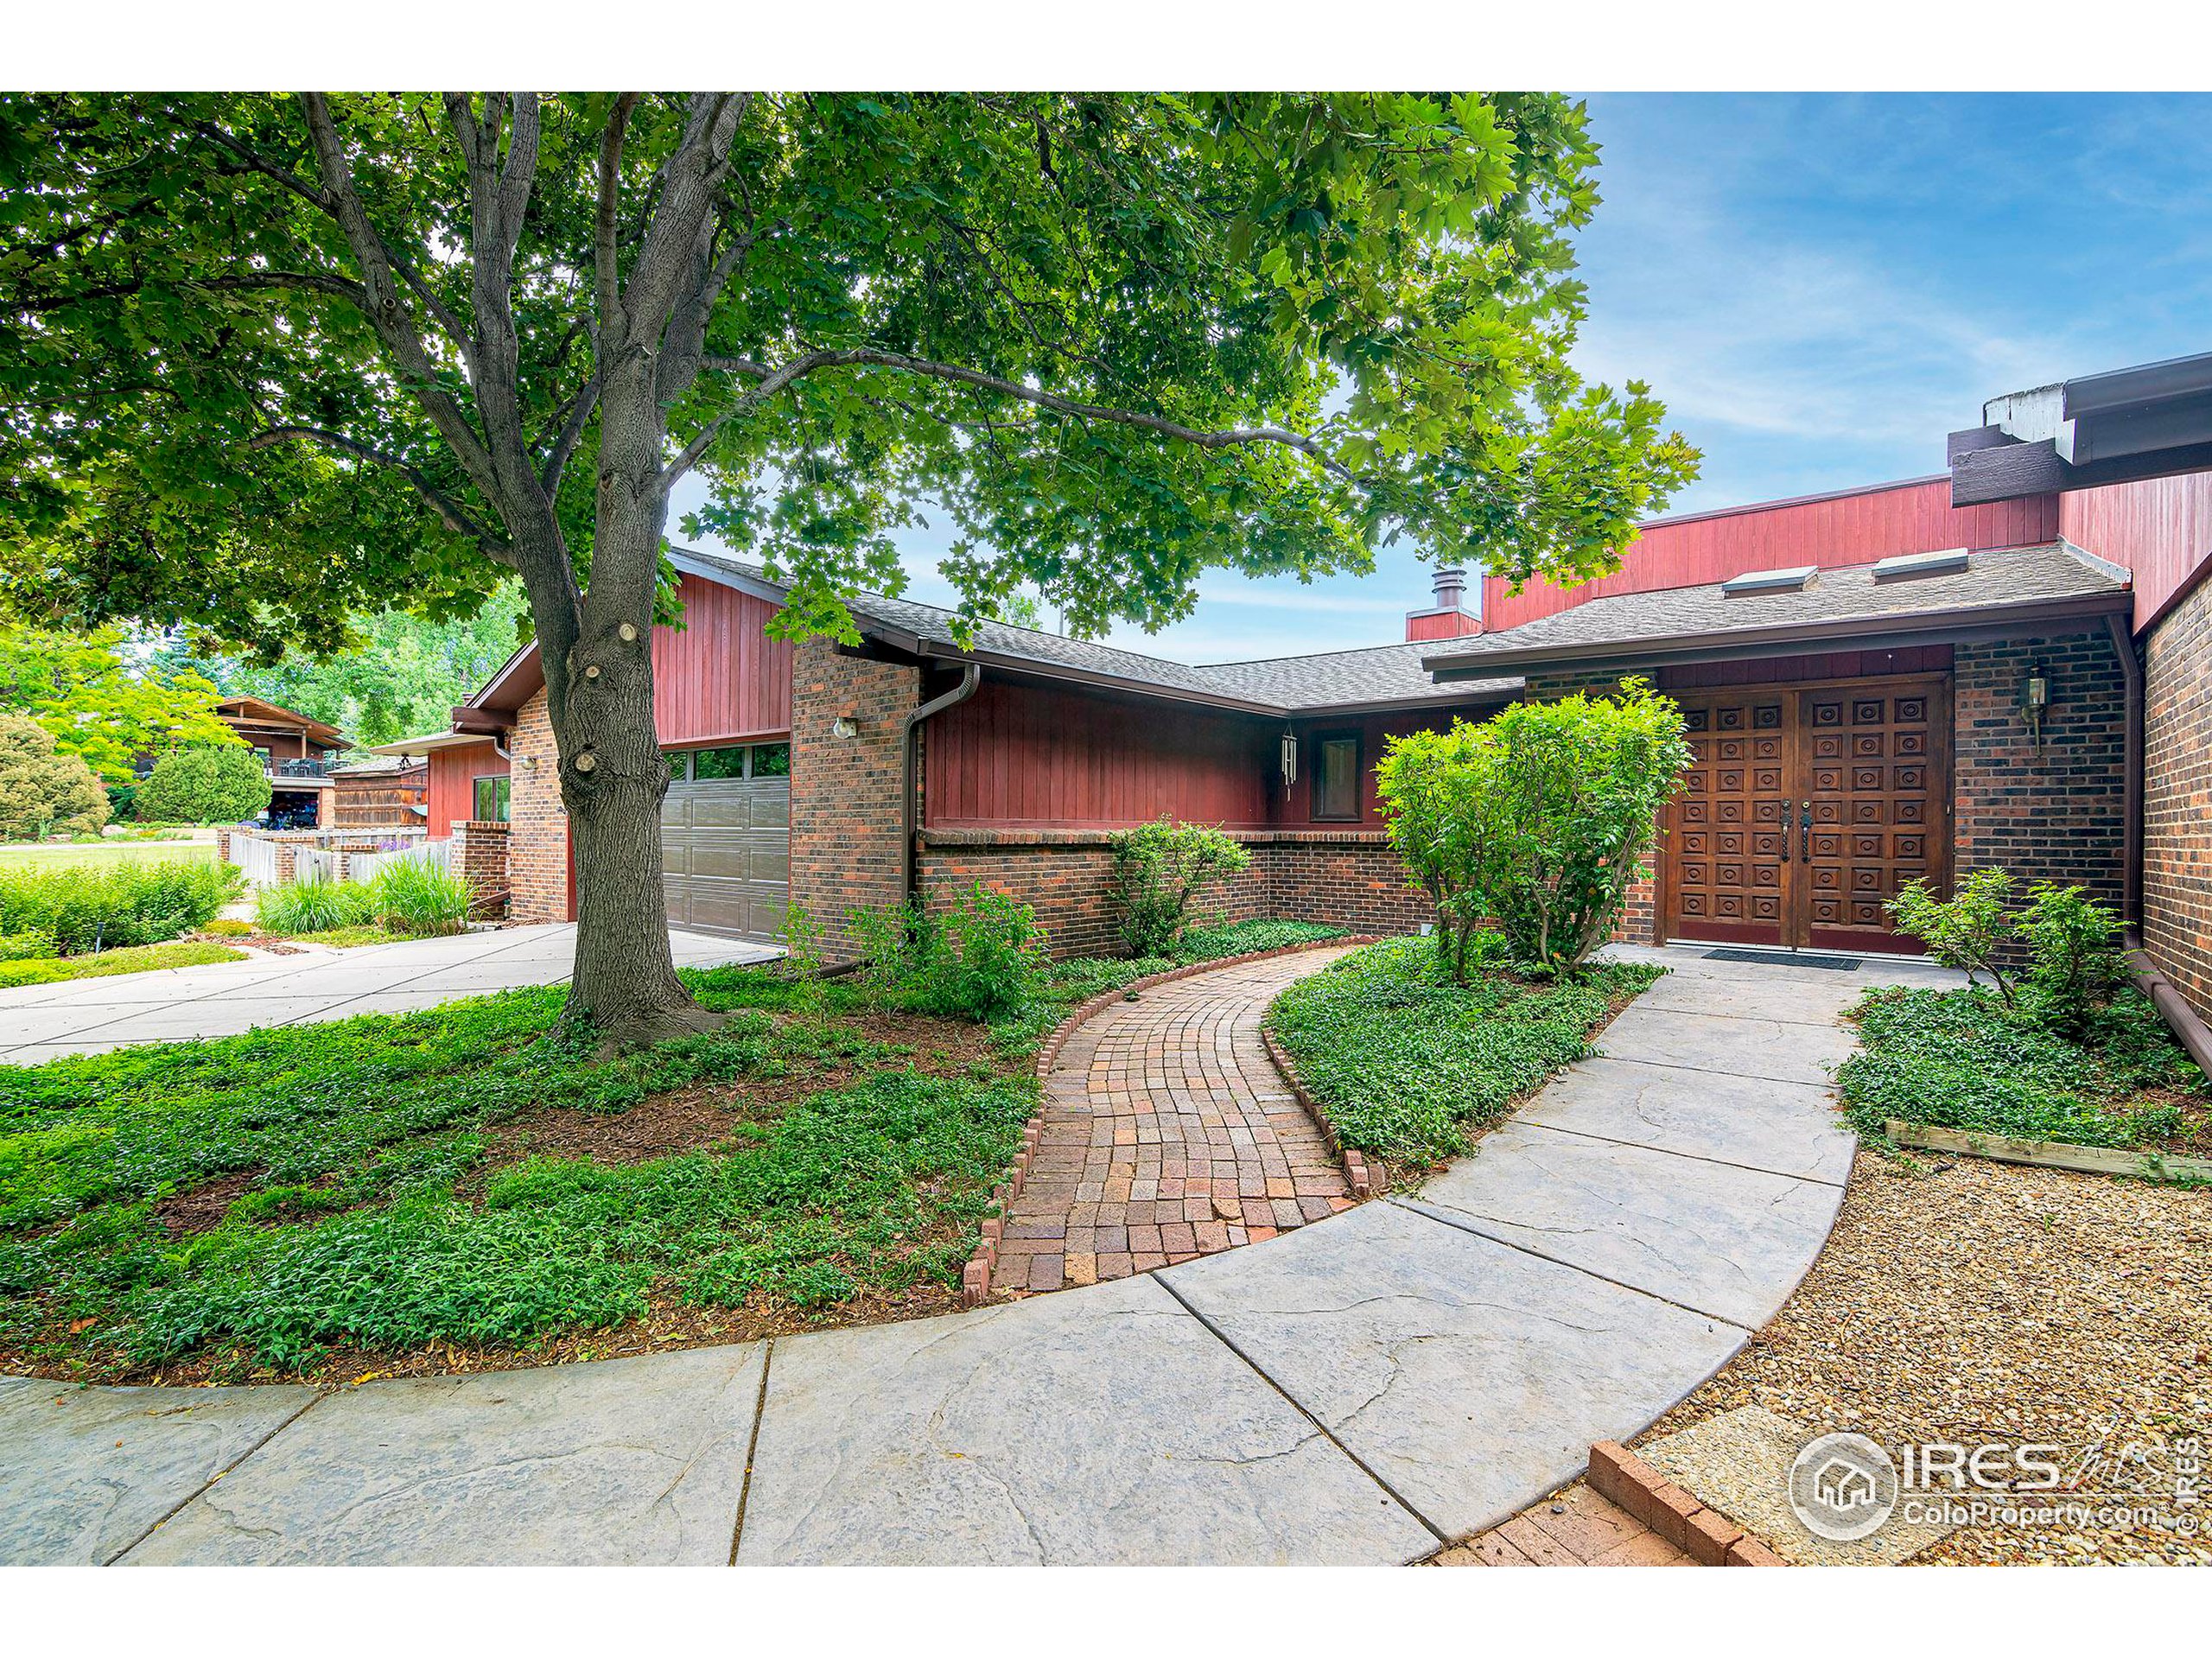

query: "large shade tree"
left=0, top=92, right=1696, bottom=1048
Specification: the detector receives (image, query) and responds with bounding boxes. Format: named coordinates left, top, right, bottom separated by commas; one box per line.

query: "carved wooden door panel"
left=1796, top=680, right=1949, bottom=955
left=1664, top=694, right=1795, bottom=946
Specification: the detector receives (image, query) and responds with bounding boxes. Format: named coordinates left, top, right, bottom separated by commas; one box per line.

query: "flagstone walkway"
left=0, top=942, right=1963, bottom=1566
left=992, top=950, right=1358, bottom=1293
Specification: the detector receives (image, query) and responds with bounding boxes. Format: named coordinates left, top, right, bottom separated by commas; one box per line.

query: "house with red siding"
left=379, top=349, right=2212, bottom=1040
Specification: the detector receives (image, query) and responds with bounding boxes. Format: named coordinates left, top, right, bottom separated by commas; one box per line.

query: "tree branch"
left=248, top=424, right=512, bottom=563
left=682, top=347, right=1353, bottom=486
left=594, top=93, right=639, bottom=335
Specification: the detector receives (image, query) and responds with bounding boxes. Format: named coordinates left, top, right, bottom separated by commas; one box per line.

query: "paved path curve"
left=993, top=950, right=1358, bottom=1294
left=0, top=944, right=1960, bottom=1566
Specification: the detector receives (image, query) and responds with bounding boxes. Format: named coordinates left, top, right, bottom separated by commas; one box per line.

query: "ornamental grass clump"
left=1376, top=678, right=1690, bottom=978
left=367, top=858, right=474, bottom=938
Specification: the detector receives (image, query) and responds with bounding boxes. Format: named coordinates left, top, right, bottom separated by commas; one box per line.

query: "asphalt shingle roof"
left=1421, top=541, right=2131, bottom=671
left=673, top=547, right=1521, bottom=714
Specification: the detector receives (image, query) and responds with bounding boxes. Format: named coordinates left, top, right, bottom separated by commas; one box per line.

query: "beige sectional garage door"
left=661, top=760, right=790, bottom=942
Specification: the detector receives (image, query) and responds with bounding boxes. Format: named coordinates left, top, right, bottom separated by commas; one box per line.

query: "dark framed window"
left=1311, top=734, right=1362, bottom=822
left=752, top=742, right=791, bottom=777
left=691, top=745, right=749, bottom=780
left=666, top=751, right=690, bottom=782
left=473, top=775, right=512, bottom=823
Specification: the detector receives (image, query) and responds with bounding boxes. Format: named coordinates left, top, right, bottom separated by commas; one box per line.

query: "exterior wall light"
left=2022, top=661, right=2050, bottom=752
left=831, top=715, right=859, bottom=740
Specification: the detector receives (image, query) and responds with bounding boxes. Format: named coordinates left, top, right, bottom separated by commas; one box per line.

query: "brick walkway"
left=991, top=949, right=1359, bottom=1294
left=1430, top=1483, right=1694, bottom=1567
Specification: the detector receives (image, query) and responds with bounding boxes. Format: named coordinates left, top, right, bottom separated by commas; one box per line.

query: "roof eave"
left=1424, top=592, right=2134, bottom=681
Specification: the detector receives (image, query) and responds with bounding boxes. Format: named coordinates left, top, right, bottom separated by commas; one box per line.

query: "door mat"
left=1700, top=949, right=1863, bottom=971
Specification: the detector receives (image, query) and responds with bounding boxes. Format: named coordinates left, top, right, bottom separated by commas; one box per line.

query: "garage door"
left=661, top=741, right=790, bottom=941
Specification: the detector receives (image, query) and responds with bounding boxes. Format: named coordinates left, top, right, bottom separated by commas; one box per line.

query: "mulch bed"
left=1639, top=1147, right=2212, bottom=1565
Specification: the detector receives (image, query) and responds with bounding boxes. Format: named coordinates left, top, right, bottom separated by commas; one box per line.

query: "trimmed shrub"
left=2018, top=881, right=2126, bottom=1037
left=1377, top=678, right=1691, bottom=976
left=0, top=712, right=109, bottom=839
left=1107, top=817, right=1252, bottom=957
left=0, top=858, right=240, bottom=952
left=136, top=744, right=271, bottom=824
left=0, top=929, right=57, bottom=962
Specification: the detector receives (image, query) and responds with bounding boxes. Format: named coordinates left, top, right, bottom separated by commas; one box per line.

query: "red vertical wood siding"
left=1656, top=645, right=1954, bottom=690
left=426, top=742, right=507, bottom=837
left=1482, top=479, right=2062, bottom=632
left=651, top=575, right=794, bottom=744
left=926, top=679, right=1277, bottom=829
left=1404, top=610, right=1484, bottom=642
left=1272, top=708, right=1483, bottom=828
left=2058, top=472, right=2212, bottom=628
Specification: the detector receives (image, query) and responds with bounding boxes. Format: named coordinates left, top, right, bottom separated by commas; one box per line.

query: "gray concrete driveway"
left=0, top=924, right=780, bottom=1063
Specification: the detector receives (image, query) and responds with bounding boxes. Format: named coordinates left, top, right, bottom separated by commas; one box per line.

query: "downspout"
left=2105, top=612, right=2212, bottom=1075
left=901, top=663, right=982, bottom=902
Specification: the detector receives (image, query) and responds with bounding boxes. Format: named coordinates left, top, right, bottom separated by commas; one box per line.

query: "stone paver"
left=123, top=1344, right=765, bottom=1566
left=992, top=950, right=1358, bottom=1294
left=738, top=1271, right=1433, bottom=1565
left=0, top=923, right=779, bottom=1059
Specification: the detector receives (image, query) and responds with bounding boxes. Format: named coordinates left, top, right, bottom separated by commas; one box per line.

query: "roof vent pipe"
left=1431, top=566, right=1467, bottom=612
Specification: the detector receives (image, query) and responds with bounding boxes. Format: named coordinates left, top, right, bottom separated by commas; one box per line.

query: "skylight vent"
left=1872, top=547, right=1971, bottom=582
left=1721, top=565, right=1817, bottom=596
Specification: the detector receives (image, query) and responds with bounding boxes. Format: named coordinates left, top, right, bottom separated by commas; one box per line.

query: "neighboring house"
left=378, top=348, right=2212, bottom=1040
left=327, top=753, right=429, bottom=830
left=207, top=694, right=347, bottom=828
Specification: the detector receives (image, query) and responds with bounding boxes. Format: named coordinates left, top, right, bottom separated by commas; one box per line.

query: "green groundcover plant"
left=1266, top=934, right=1662, bottom=1166
left=0, top=914, right=1334, bottom=1377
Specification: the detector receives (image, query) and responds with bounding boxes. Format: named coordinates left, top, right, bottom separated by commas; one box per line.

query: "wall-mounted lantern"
left=2021, top=661, right=2050, bottom=752
left=1279, top=725, right=1299, bottom=789
left=831, top=715, right=859, bottom=740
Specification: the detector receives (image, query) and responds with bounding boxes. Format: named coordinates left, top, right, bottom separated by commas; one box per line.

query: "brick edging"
left=1587, top=1441, right=1787, bottom=1566
left=1258, top=1028, right=1380, bottom=1201
left=959, top=936, right=1383, bottom=1308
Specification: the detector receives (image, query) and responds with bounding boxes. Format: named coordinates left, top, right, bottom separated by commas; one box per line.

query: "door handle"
left=1779, top=803, right=1789, bottom=863
left=1800, top=801, right=1812, bottom=863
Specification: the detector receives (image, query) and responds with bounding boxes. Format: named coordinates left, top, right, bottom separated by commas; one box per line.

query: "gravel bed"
left=1642, top=1147, right=2212, bottom=1565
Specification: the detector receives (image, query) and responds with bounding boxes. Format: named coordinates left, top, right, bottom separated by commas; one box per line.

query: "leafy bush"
left=0, top=712, right=109, bottom=840
left=135, top=744, right=271, bottom=825
left=2018, top=882, right=2126, bottom=1036
left=1887, top=870, right=2019, bottom=1004
left=0, top=928, right=56, bottom=962
left=1108, top=817, right=1252, bottom=957
left=1266, top=935, right=1663, bottom=1164
left=0, top=939, right=245, bottom=988
left=257, top=874, right=377, bottom=936
left=1377, top=678, right=1690, bottom=976
left=0, top=857, right=239, bottom=952
left=1837, top=983, right=2198, bottom=1149
left=367, top=859, right=473, bottom=938
left=850, top=886, right=1048, bottom=1022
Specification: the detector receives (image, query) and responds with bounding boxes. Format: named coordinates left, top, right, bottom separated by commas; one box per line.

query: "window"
left=473, top=775, right=511, bottom=823
left=1313, top=734, right=1361, bottom=821
left=691, top=746, right=749, bottom=780
left=752, top=742, right=791, bottom=777
left=666, top=751, right=690, bottom=782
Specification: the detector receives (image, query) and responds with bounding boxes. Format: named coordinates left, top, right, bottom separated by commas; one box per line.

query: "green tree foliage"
left=135, top=745, right=273, bottom=824
left=0, top=624, right=236, bottom=783
left=166, top=586, right=531, bottom=751
left=1108, top=817, right=1253, bottom=957
left=1377, top=680, right=1691, bottom=975
left=0, top=710, right=110, bottom=838
left=0, top=92, right=1694, bottom=1045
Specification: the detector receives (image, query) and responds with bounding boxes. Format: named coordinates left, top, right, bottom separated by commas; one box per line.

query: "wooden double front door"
left=1661, top=677, right=1951, bottom=955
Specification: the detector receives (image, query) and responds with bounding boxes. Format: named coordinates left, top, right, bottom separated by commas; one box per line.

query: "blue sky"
left=675, top=92, right=2212, bottom=664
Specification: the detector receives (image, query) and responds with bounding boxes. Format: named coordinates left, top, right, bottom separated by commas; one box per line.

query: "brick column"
left=505, top=690, right=569, bottom=923
left=790, top=639, right=918, bottom=961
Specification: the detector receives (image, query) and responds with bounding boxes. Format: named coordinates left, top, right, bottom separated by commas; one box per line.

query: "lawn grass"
left=1265, top=933, right=1664, bottom=1169
left=0, top=939, right=247, bottom=989
left=0, top=914, right=1340, bottom=1382
left=0, top=841, right=216, bottom=871
left=1835, top=983, right=2207, bottom=1153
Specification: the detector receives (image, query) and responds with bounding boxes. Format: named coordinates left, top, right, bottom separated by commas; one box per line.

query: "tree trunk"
left=526, top=353, right=721, bottom=1053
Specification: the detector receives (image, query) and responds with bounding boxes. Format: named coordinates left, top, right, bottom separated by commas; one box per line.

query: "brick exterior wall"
left=791, top=639, right=918, bottom=961
left=1951, top=628, right=2128, bottom=914
left=451, top=819, right=511, bottom=918
left=506, top=688, right=569, bottom=924
left=2144, top=578, right=2212, bottom=1020
left=915, top=829, right=1428, bottom=959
